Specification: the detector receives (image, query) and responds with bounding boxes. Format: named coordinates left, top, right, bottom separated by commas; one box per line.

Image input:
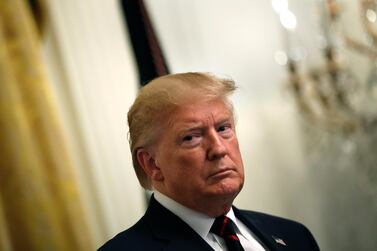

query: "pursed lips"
left=207, top=167, right=236, bottom=179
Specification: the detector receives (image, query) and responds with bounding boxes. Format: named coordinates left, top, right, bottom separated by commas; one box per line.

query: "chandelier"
left=273, top=0, right=377, bottom=134
left=272, top=0, right=377, bottom=182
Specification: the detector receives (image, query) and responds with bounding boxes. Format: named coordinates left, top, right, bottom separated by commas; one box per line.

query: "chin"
left=213, top=178, right=243, bottom=198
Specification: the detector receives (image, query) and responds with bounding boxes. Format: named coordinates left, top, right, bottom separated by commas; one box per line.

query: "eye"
left=217, top=124, right=233, bottom=137
left=181, top=133, right=202, bottom=147
left=217, top=125, right=228, bottom=132
left=183, top=135, right=194, bottom=141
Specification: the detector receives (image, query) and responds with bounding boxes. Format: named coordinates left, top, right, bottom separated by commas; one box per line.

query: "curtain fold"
left=0, top=198, right=12, bottom=251
left=121, top=0, right=170, bottom=85
left=0, top=0, right=93, bottom=250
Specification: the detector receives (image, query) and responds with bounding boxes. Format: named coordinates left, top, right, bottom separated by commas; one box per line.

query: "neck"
left=153, top=189, right=235, bottom=217
left=190, top=197, right=234, bottom=217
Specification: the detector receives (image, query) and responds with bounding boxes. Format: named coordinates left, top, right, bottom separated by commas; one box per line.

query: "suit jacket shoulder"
left=97, top=216, right=159, bottom=251
left=98, top=196, right=213, bottom=251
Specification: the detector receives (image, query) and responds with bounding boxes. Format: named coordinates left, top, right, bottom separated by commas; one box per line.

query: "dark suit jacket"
left=98, top=196, right=320, bottom=251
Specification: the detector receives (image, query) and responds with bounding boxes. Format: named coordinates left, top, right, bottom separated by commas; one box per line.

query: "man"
left=99, top=72, right=320, bottom=251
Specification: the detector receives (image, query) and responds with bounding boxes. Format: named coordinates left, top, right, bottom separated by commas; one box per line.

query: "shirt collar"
left=154, top=191, right=216, bottom=239
left=154, top=191, right=244, bottom=239
left=226, top=208, right=247, bottom=238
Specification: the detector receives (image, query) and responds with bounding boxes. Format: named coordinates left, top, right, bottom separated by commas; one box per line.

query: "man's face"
left=151, top=98, right=244, bottom=216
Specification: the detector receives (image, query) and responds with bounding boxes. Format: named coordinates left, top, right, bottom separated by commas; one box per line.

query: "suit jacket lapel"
left=144, top=196, right=290, bottom=251
left=233, top=207, right=289, bottom=251
left=145, top=196, right=214, bottom=251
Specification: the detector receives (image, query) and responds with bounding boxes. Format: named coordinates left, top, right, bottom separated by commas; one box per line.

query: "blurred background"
left=1, top=0, right=377, bottom=250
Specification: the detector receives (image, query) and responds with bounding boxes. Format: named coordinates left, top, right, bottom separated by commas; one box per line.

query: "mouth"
left=208, top=167, right=236, bottom=179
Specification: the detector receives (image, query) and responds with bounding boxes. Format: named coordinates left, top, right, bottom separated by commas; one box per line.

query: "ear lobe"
left=136, top=148, right=164, bottom=182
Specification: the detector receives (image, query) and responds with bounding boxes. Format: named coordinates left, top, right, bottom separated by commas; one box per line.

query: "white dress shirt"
left=154, top=191, right=266, bottom=251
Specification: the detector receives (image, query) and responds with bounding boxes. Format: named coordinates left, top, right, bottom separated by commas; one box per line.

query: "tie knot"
left=210, top=215, right=237, bottom=237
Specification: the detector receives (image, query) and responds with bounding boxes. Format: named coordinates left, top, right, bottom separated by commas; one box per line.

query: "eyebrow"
left=174, top=116, right=233, bottom=134
left=175, top=123, right=203, bottom=135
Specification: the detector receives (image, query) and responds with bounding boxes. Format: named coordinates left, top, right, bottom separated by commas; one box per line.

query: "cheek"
left=175, top=149, right=204, bottom=167
left=171, top=151, right=207, bottom=182
left=230, top=140, right=242, bottom=159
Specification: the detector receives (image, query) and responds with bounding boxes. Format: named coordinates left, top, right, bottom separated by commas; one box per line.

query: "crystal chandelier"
left=272, top=0, right=377, bottom=182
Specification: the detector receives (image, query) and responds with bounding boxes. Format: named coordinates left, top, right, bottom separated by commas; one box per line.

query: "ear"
left=136, top=148, right=164, bottom=182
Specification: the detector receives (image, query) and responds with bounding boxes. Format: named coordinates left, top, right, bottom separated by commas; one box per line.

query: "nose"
left=207, top=130, right=228, bottom=160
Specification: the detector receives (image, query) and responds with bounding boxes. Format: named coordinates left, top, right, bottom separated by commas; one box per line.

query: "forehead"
left=167, top=100, right=233, bottom=128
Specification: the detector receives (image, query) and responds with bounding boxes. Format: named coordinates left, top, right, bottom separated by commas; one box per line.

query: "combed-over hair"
left=127, top=72, right=237, bottom=189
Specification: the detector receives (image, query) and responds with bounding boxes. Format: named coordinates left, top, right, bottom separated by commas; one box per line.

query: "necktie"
left=210, top=215, right=245, bottom=251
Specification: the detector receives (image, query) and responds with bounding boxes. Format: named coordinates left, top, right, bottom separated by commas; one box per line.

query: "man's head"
left=128, top=72, right=244, bottom=216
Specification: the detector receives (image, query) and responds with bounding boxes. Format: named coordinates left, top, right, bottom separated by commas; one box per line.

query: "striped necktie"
left=210, top=215, right=245, bottom=251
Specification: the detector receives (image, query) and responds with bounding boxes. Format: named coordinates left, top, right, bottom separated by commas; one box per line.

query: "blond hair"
left=127, top=72, right=237, bottom=189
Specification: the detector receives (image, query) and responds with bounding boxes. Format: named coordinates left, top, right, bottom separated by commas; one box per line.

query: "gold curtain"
left=0, top=0, right=93, bottom=250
